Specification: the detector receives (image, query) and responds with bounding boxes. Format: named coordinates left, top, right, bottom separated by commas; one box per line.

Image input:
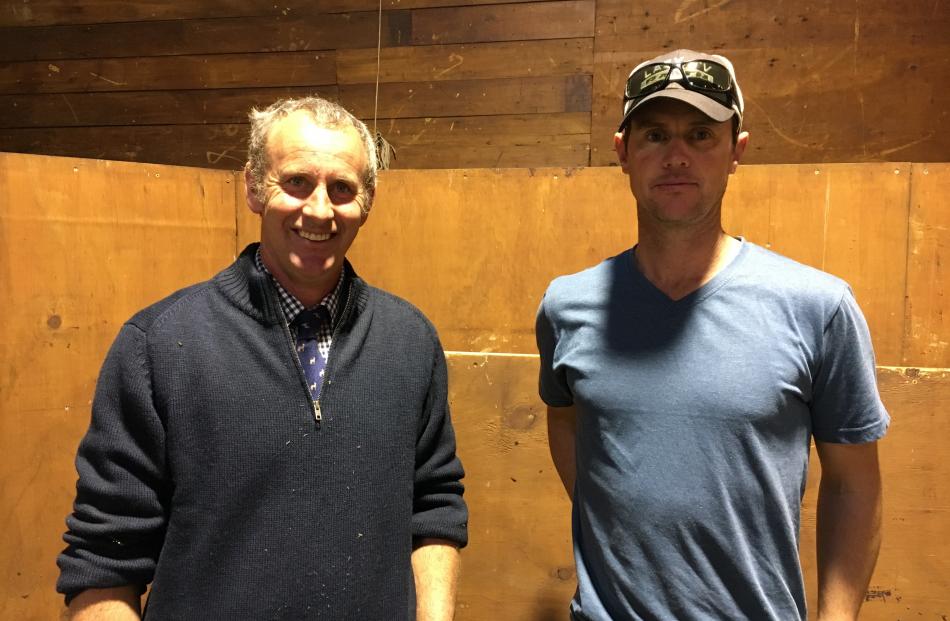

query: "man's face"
left=246, top=111, right=369, bottom=302
left=614, top=98, right=748, bottom=230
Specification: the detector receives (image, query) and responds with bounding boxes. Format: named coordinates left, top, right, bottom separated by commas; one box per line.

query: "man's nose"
left=302, top=187, right=334, bottom=218
left=663, top=139, right=690, bottom=168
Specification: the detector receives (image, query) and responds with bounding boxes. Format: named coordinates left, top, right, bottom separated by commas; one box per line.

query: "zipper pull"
left=312, top=399, right=322, bottom=425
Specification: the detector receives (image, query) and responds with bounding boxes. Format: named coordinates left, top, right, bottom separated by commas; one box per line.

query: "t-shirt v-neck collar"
left=624, top=237, right=749, bottom=308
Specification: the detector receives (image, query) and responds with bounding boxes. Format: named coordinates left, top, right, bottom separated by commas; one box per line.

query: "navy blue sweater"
left=57, top=244, right=468, bottom=619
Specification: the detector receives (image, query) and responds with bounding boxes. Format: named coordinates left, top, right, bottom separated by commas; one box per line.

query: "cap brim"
left=619, top=88, right=735, bottom=132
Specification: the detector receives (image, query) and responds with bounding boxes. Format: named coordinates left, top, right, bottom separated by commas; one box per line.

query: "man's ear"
left=614, top=131, right=631, bottom=173
left=730, top=131, right=750, bottom=174
left=245, top=165, right=264, bottom=214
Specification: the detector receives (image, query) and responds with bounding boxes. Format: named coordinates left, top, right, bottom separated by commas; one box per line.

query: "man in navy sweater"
left=57, top=96, right=468, bottom=620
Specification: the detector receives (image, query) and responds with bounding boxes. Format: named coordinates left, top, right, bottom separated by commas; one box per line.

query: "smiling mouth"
left=297, top=229, right=331, bottom=242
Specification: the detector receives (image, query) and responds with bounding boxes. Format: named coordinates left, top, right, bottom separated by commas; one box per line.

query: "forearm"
left=547, top=405, right=577, bottom=500
left=68, top=586, right=142, bottom=620
left=412, top=539, right=460, bottom=621
left=815, top=443, right=883, bottom=621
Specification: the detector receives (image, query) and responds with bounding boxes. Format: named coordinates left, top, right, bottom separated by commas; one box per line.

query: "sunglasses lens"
left=681, top=60, right=731, bottom=92
left=625, top=64, right=672, bottom=99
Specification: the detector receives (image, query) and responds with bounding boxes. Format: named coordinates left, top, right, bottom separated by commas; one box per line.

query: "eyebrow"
left=631, top=116, right=721, bottom=129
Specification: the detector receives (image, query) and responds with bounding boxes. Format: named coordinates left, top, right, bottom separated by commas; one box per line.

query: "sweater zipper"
left=280, top=317, right=319, bottom=425
left=315, top=283, right=356, bottom=422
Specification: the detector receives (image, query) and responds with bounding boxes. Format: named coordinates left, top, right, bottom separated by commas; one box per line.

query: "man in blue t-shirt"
left=536, top=49, right=888, bottom=620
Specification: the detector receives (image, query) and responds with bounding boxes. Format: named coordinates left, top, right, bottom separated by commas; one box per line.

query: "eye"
left=644, top=129, right=666, bottom=143
left=328, top=180, right=357, bottom=201
left=282, top=175, right=313, bottom=196
left=692, top=128, right=714, bottom=141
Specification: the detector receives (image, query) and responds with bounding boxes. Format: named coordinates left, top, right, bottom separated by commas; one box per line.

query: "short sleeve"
left=535, top=293, right=574, bottom=407
left=810, top=288, right=890, bottom=443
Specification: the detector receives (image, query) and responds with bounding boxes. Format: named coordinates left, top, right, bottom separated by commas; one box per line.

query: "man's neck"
left=633, top=225, right=740, bottom=301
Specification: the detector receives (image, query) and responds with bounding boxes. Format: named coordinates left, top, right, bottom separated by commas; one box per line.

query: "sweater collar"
left=215, top=243, right=368, bottom=328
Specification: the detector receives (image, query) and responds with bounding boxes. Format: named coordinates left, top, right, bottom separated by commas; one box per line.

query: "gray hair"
left=246, top=96, right=378, bottom=208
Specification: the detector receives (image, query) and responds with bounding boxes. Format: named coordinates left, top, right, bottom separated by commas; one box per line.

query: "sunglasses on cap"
left=624, top=60, right=737, bottom=110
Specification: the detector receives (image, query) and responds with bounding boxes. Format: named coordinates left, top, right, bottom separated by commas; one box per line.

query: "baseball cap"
left=618, top=49, right=744, bottom=133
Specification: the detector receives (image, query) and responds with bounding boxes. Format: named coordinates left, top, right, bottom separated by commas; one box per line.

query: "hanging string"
left=373, top=0, right=382, bottom=137
left=372, top=0, right=394, bottom=169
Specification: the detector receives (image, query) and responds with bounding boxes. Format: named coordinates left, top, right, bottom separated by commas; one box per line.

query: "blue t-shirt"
left=536, top=240, right=889, bottom=621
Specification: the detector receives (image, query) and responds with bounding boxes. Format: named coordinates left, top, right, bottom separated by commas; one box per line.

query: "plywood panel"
left=239, top=165, right=918, bottom=357
left=448, top=354, right=950, bottom=620
left=340, top=168, right=635, bottom=353
left=410, top=0, right=594, bottom=45
left=0, top=152, right=237, bottom=620
left=0, top=86, right=339, bottom=128
left=337, top=38, right=593, bottom=84
left=822, top=164, right=910, bottom=365
left=0, top=52, right=336, bottom=94
left=447, top=353, right=574, bottom=620
left=904, top=163, right=950, bottom=368
left=726, top=163, right=909, bottom=365
left=590, top=0, right=950, bottom=166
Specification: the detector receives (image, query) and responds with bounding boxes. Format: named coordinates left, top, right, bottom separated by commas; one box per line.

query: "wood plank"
left=0, top=86, right=339, bottom=128
left=391, top=143, right=590, bottom=169
left=0, top=0, right=317, bottom=27
left=0, top=52, right=336, bottom=95
left=0, top=12, right=407, bottom=62
left=0, top=113, right=591, bottom=171
left=0, top=124, right=252, bottom=170
left=337, top=38, right=593, bottom=84
left=904, top=163, right=950, bottom=367
left=409, top=0, right=594, bottom=45
left=376, top=112, right=590, bottom=145
left=318, top=0, right=551, bottom=12
left=340, top=75, right=591, bottom=119
left=0, top=152, right=236, bottom=620
left=374, top=112, right=590, bottom=168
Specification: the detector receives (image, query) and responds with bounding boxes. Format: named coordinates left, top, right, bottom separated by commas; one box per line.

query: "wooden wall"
left=1, top=0, right=947, bottom=170
left=2, top=152, right=949, bottom=619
